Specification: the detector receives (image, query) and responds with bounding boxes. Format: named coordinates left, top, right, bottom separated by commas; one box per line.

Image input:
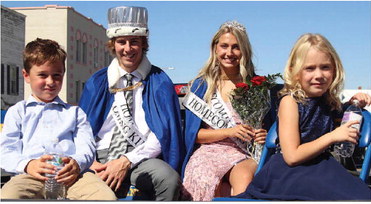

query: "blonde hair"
left=189, top=21, right=255, bottom=103
left=279, top=33, right=344, bottom=110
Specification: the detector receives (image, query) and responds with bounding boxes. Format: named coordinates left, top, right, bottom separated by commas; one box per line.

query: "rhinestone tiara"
left=220, top=21, right=246, bottom=33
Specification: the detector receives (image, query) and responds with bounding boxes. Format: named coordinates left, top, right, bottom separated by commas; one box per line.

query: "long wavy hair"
left=279, top=33, right=344, bottom=111
left=189, top=21, right=255, bottom=103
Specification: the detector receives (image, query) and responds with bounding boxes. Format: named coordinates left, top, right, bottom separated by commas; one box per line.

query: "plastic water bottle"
left=334, top=100, right=363, bottom=158
left=44, top=138, right=66, bottom=200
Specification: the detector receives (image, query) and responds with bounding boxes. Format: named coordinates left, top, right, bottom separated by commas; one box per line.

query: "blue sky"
left=2, top=1, right=371, bottom=89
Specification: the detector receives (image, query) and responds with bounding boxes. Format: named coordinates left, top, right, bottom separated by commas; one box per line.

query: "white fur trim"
left=106, top=27, right=148, bottom=38
left=107, top=55, right=152, bottom=89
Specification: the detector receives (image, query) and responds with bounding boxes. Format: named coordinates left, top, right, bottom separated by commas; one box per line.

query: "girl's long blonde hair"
left=189, top=21, right=255, bottom=103
left=279, top=33, right=344, bottom=111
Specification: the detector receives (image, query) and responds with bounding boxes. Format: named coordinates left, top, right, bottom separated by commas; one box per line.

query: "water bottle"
left=44, top=138, right=66, bottom=200
left=334, top=100, right=363, bottom=158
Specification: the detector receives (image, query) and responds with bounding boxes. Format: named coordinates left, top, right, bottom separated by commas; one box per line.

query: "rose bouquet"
left=230, top=73, right=282, bottom=163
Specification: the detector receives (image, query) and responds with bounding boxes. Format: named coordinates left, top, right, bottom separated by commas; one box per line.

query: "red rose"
left=251, top=76, right=267, bottom=86
left=236, top=83, right=249, bottom=90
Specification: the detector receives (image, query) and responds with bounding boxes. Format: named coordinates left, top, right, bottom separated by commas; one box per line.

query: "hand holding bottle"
left=330, top=120, right=360, bottom=144
left=25, top=155, right=58, bottom=181
left=55, top=157, right=80, bottom=186
left=349, top=93, right=371, bottom=108
left=334, top=100, right=363, bottom=157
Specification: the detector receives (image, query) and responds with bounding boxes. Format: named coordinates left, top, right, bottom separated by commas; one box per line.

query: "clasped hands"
left=230, top=123, right=267, bottom=144
left=26, top=155, right=80, bottom=186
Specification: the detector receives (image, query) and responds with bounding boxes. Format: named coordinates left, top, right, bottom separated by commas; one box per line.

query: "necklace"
left=109, top=81, right=143, bottom=93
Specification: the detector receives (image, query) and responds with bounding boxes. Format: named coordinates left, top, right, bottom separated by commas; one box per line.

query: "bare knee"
left=229, top=160, right=257, bottom=195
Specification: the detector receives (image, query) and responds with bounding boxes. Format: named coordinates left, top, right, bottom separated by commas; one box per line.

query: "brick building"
left=10, top=4, right=112, bottom=105
left=1, top=6, right=25, bottom=110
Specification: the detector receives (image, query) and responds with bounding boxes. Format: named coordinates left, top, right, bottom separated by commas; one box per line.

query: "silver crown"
left=220, top=21, right=246, bottom=33
left=106, top=6, right=149, bottom=38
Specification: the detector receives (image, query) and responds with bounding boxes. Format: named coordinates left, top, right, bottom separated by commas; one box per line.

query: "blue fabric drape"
left=79, top=66, right=184, bottom=172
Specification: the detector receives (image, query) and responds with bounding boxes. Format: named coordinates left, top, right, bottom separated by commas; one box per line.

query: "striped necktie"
left=106, top=73, right=135, bottom=161
left=124, top=73, right=134, bottom=114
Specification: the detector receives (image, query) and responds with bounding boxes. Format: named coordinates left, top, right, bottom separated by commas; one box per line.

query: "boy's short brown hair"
left=23, top=38, right=67, bottom=73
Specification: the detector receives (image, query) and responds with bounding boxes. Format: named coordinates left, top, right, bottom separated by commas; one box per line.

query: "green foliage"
left=230, top=73, right=282, bottom=128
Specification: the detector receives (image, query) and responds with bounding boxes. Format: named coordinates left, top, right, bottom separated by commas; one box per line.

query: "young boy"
left=0, top=38, right=116, bottom=200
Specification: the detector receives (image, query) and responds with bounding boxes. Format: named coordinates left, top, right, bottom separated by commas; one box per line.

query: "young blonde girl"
left=235, top=33, right=371, bottom=200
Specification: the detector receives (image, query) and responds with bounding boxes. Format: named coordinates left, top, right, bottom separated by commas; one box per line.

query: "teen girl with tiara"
left=236, top=33, right=371, bottom=200
left=181, top=21, right=268, bottom=201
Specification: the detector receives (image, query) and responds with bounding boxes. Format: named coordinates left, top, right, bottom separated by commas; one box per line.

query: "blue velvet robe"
left=79, top=66, right=185, bottom=172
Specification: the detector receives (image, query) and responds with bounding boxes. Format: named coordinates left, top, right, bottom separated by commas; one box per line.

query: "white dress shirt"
left=96, top=59, right=161, bottom=167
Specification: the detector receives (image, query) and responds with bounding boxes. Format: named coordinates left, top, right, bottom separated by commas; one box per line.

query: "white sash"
left=111, top=92, right=149, bottom=148
left=183, top=91, right=249, bottom=154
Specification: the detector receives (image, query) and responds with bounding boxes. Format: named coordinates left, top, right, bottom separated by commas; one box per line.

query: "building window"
left=82, top=42, right=87, bottom=64
left=7, top=65, right=19, bottom=96
left=76, top=39, right=81, bottom=63
left=16, top=66, right=19, bottom=95
left=76, top=31, right=81, bottom=63
left=94, top=39, right=99, bottom=68
left=104, top=52, right=109, bottom=67
left=94, top=47, right=98, bottom=67
left=75, top=81, right=80, bottom=101
left=104, top=51, right=112, bottom=67
left=82, top=34, right=88, bottom=65
left=1, top=64, right=4, bottom=94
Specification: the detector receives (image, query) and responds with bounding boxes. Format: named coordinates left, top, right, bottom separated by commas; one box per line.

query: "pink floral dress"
left=181, top=102, right=250, bottom=201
